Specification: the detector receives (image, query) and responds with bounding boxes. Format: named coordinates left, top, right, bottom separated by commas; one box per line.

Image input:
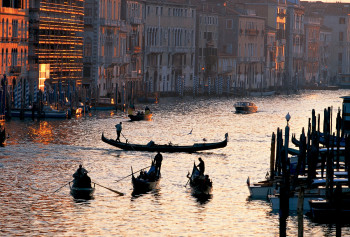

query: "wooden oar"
left=92, top=181, right=124, bottom=196
left=53, top=180, right=73, bottom=193
left=115, top=165, right=151, bottom=183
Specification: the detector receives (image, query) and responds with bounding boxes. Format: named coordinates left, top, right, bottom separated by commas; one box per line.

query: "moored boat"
left=187, top=162, right=212, bottom=196
left=101, top=133, right=228, bottom=153
left=234, top=102, right=258, bottom=114
left=131, top=161, right=160, bottom=194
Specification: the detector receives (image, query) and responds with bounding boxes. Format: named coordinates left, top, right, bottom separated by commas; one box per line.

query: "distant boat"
left=249, top=91, right=275, bottom=97
left=101, top=133, right=228, bottom=153
left=9, top=106, right=68, bottom=119
left=234, top=102, right=258, bottom=114
left=128, top=113, right=152, bottom=121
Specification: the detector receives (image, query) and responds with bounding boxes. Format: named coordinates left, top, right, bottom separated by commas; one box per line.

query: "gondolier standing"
left=197, top=157, right=205, bottom=176
left=154, top=151, right=163, bottom=176
left=115, top=122, right=122, bottom=142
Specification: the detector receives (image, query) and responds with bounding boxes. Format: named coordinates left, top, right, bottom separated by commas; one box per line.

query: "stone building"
left=286, top=1, right=304, bottom=90
left=303, top=11, right=321, bottom=84
left=218, top=5, right=265, bottom=93
left=143, top=0, right=196, bottom=95
left=1, top=0, right=29, bottom=87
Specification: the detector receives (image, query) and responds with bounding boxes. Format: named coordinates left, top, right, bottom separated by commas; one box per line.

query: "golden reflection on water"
left=2, top=90, right=350, bottom=236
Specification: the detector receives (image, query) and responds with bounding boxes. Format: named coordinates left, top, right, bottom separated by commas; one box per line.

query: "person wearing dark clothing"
left=197, top=157, right=205, bottom=176
left=73, top=165, right=91, bottom=187
left=115, top=122, right=122, bottom=142
left=154, top=151, right=163, bottom=176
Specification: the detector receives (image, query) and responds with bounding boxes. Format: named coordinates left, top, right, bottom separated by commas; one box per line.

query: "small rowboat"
left=69, top=183, right=95, bottom=199
left=102, top=133, right=228, bottom=153
left=188, top=163, right=212, bottom=196
left=132, top=161, right=160, bottom=194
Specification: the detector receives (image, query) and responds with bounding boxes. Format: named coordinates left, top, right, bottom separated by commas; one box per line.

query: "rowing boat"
left=101, top=133, right=228, bottom=153
left=188, top=163, right=212, bottom=196
left=131, top=161, right=160, bottom=194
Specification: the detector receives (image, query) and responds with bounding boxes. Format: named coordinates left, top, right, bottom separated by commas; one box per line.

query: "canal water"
left=1, top=90, right=350, bottom=236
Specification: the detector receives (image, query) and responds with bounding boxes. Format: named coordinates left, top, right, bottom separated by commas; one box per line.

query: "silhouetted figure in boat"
left=154, top=151, right=163, bottom=176
left=115, top=122, right=122, bottom=142
left=197, top=157, right=205, bottom=176
left=73, top=165, right=91, bottom=188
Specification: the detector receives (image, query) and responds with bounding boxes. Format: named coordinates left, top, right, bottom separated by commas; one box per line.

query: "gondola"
left=128, top=112, right=152, bottom=121
left=131, top=161, right=160, bottom=194
left=187, top=163, right=212, bottom=196
left=101, top=133, right=228, bottom=153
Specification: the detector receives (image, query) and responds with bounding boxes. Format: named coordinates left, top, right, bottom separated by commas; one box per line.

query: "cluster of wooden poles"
left=266, top=107, right=350, bottom=236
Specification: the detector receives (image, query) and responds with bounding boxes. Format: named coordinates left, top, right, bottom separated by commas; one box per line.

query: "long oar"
left=114, top=165, right=151, bottom=183
left=92, top=181, right=124, bottom=196
left=120, top=132, right=138, bottom=151
left=53, top=180, right=73, bottom=193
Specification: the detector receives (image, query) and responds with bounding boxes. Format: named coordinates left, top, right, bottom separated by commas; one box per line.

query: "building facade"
left=1, top=0, right=29, bottom=87
left=143, top=0, right=196, bottom=95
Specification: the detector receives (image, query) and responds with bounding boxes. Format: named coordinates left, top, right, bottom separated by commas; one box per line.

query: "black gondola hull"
left=102, top=133, right=228, bottom=153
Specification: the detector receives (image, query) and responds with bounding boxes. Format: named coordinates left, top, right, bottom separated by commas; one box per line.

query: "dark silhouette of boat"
left=101, top=133, right=228, bottom=153
left=128, top=113, right=152, bottom=121
left=131, top=161, right=160, bottom=194
left=187, top=162, right=213, bottom=196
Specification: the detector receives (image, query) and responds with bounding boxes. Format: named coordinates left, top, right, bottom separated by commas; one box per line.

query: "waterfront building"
left=123, top=0, right=144, bottom=101
left=286, top=1, right=304, bottom=90
left=237, top=0, right=287, bottom=89
left=302, top=2, right=350, bottom=87
left=264, top=27, right=277, bottom=90
left=143, top=0, right=196, bottom=95
left=193, top=0, right=219, bottom=95
left=29, top=0, right=84, bottom=98
left=303, top=11, right=321, bottom=84
left=0, top=0, right=29, bottom=88
left=83, top=0, right=129, bottom=104
left=319, top=25, right=332, bottom=85
left=218, top=5, right=265, bottom=93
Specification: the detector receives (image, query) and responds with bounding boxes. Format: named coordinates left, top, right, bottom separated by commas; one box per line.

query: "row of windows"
left=0, top=48, right=27, bottom=67
left=1, top=18, right=28, bottom=39
left=147, top=6, right=194, bottom=18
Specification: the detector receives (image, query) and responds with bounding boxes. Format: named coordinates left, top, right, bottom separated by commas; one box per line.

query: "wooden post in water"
left=270, top=132, right=276, bottom=180
left=312, top=109, right=316, bottom=133
left=345, top=135, right=350, bottom=188
left=297, top=187, right=304, bottom=237
left=279, top=113, right=291, bottom=237
left=276, top=128, right=283, bottom=176
left=336, top=109, right=341, bottom=170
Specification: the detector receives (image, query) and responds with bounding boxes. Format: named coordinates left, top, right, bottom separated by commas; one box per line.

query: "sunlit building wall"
left=237, top=0, right=287, bottom=89
left=84, top=0, right=133, bottom=103
left=304, top=13, right=321, bottom=84
left=194, top=1, right=219, bottom=92
left=143, top=0, right=196, bottom=94
left=0, top=0, right=29, bottom=86
left=30, top=0, right=84, bottom=90
left=286, top=2, right=304, bottom=89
